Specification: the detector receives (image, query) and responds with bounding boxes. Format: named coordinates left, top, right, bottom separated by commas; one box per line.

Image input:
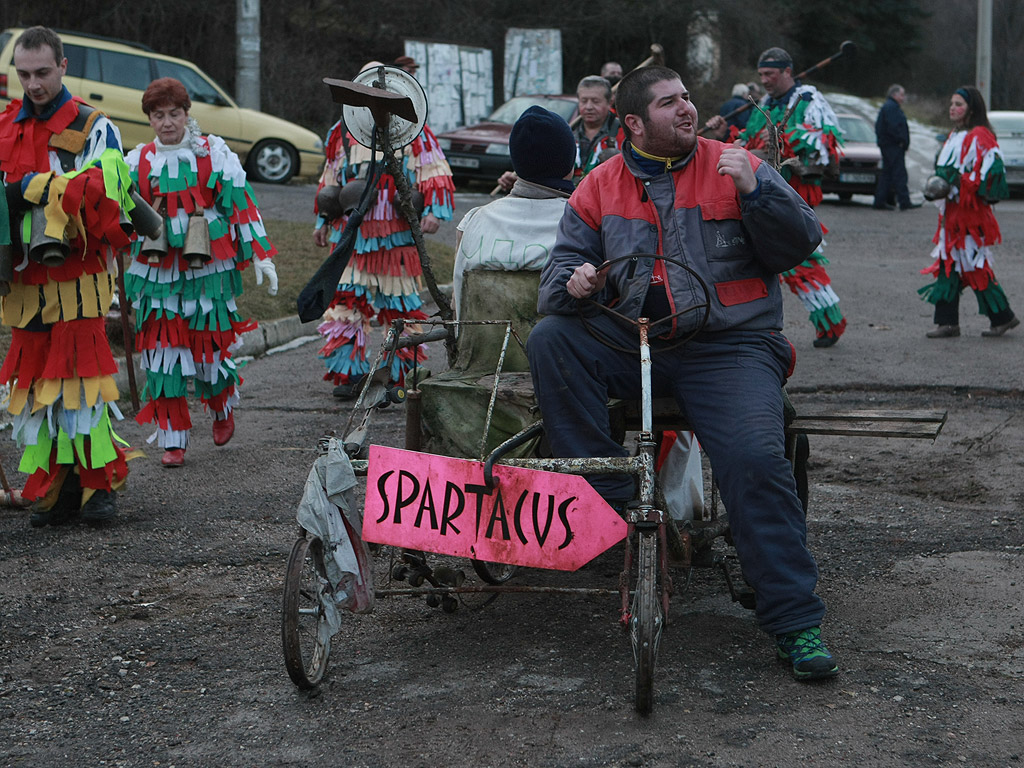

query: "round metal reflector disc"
left=343, top=65, right=428, bottom=150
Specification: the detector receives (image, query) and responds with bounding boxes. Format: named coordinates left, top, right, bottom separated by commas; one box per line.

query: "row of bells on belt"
left=140, top=211, right=212, bottom=269
left=24, top=189, right=209, bottom=270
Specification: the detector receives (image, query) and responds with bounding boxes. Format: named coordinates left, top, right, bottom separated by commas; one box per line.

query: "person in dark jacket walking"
left=719, top=83, right=752, bottom=129
left=873, top=84, right=918, bottom=210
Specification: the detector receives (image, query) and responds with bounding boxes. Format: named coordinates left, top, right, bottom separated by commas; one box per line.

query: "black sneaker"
left=29, top=473, right=83, bottom=528
left=81, top=490, right=118, bottom=524
left=776, top=626, right=839, bottom=680
left=29, top=503, right=81, bottom=527
left=332, top=373, right=368, bottom=400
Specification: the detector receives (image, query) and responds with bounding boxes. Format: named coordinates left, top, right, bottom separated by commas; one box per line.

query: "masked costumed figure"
left=313, top=62, right=455, bottom=397
left=737, top=47, right=846, bottom=348
left=124, top=77, right=278, bottom=468
left=919, top=85, right=1017, bottom=338
left=0, top=26, right=135, bottom=525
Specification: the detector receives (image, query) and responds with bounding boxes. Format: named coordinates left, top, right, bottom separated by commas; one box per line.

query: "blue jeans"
left=527, top=314, right=825, bottom=634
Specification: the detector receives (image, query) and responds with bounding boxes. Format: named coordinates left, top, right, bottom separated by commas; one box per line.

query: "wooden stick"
left=698, top=40, right=856, bottom=136
left=115, top=251, right=140, bottom=413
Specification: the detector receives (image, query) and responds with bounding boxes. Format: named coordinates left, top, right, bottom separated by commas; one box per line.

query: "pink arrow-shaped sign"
left=363, top=445, right=627, bottom=571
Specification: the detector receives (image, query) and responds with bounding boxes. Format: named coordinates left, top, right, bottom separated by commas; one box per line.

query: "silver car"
left=989, top=111, right=1024, bottom=192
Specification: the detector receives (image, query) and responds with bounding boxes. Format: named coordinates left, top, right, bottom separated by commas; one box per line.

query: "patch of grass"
left=235, top=218, right=456, bottom=321
left=0, top=220, right=456, bottom=362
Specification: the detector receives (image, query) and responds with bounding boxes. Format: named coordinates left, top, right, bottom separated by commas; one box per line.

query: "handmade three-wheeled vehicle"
left=281, top=64, right=946, bottom=715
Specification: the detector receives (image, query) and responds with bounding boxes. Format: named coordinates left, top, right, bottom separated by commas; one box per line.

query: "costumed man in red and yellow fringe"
left=0, top=26, right=135, bottom=526
left=713, top=47, right=847, bottom=348
left=312, top=59, right=455, bottom=398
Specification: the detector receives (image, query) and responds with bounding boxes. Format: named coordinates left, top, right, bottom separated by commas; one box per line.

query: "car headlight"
left=437, top=137, right=451, bottom=151
left=314, top=138, right=324, bottom=150
left=485, top=143, right=510, bottom=156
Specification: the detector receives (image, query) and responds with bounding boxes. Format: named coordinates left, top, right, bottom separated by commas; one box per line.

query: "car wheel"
left=248, top=139, right=298, bottom=184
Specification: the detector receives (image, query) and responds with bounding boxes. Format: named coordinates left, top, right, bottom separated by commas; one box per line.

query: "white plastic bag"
left=295, top=438, right=374, bottom=624
left=657, top=431, right=705, bottom=522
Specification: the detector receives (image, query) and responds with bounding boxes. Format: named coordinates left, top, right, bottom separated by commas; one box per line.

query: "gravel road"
left=1, top=172, right=1023, bottom=766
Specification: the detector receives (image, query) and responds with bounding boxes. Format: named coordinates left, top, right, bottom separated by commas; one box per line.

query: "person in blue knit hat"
left=451, top=106, right=576, bottom=315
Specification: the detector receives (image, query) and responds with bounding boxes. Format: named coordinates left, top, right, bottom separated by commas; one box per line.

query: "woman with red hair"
left=123, top=77, right=278, bottom=467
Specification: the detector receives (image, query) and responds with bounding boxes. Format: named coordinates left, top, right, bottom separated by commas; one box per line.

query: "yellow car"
left=0, top=28, right=323, bottom=183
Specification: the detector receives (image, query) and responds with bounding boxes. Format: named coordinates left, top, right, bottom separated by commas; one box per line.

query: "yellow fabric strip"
left=32, top=374, right=118, bottom=410
left=7, top=386, right=28, bottom=415
left=43, top=176, right=75, bottom=241
left=64, top=376, right=82, bottom=410
left=58, top=280, right=77, bottom=317
left=23, top=172, right=53, bottom=204
left=4, top=274, right=117, bottom=327
left=2, top=281, right=39, bottom=327
left=80, top=273, right=99, bottom=317
left=41, top=281, right=60, bottom=324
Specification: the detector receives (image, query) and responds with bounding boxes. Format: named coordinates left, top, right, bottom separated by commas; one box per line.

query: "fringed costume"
left=124, top=125, right=275, bottom=453
left=0, top=87, right=133, bottom=506
left=313, top=122, right=454, bottom=388
left=739, top=85, right=847, bottom=344
left=918, top=125, right=1014, bottom=326
left=574, top=113, right=622, bottom=182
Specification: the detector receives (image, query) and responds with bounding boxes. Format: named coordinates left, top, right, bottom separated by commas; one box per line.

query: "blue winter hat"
left=509, top=106, right=576, bottom=189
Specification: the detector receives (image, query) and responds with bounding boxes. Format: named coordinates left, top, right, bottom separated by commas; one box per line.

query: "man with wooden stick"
left=0, top=26, right=134, bottom=526
left=710, top=46, right=847, bottom=348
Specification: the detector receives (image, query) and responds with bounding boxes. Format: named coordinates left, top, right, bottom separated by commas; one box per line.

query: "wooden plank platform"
left=787, top=412, right=947, bottom=440
left=619, top=400, right=948, bottom=441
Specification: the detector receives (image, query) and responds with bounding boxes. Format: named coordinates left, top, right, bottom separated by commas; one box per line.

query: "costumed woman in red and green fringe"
left=919, top=85, right=1017, bottom=339
left=124, top=77, right=278, bottom=468
left=735, top=47, right=847, bottom=349
left=0, top=26, right=135, bottom=525
left=312, top=62, right=455, bottom=398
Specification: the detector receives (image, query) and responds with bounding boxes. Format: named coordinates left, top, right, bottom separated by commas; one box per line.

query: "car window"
left=837, top=115, right=874, bottom=143
left=62, top=43, right=102, bottom=81
left=63, top=43, right=85, bottom=78
left=96, top=50, right=153, bottom=90
left=488, top=96, right=575, bottom=125
left=154, top=59, right=229, bottom=106
left=990, top=115, right=1024, bottom=137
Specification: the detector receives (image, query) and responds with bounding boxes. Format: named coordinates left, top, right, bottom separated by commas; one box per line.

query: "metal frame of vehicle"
left=0, top=27, right=323, bottom=183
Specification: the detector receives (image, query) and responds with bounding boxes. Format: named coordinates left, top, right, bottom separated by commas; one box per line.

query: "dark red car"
left=437, top=94, right=578, bottom=182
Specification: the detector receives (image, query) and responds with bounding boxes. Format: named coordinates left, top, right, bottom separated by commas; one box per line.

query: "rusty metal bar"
left=478, top=321, right=514, bottom=461
left=376, top=585, right=626, bottom=598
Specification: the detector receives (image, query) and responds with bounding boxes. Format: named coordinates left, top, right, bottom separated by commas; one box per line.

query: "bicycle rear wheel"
left=282, top=536, right=332, bottom=689
left=471, top=560, right=518, bottom=584
left=631, top=528, right=663, bottom=715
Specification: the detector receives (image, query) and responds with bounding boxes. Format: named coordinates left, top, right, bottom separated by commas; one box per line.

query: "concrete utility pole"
left=236, top=0, right=261, bottom=110
left=976, top=0, right=992, bottom=105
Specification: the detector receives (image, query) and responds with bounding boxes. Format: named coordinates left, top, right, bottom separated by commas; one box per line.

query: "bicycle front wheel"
left=631, top=529, right=663, bottom=715
left=282, top=536, right=332, bottom=689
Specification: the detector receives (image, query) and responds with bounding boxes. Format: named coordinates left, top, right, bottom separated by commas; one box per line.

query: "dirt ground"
left=2, top=196, right=1024, bottom=767
left=0, top=341, right=1022, bottom=768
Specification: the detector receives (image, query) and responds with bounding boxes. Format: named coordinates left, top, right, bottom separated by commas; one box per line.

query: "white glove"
left=253, top=257, right=278, bottom=296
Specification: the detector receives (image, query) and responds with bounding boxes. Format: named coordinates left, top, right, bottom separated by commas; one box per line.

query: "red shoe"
left=161, top=448, right=185, bottom=467
left=212, top=411, right=235, bottom=446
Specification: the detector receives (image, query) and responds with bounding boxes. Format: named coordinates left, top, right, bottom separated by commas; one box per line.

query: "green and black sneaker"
left=775, top=626, right=839, bottom=681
